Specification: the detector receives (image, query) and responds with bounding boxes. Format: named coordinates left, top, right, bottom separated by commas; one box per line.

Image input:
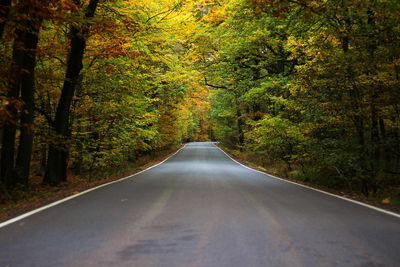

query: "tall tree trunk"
left=0, top=27, right=26, bottom=187
left=44, top=0, right=99, bottom=185
left=370, top=102, right=380, bottom=167
left=40, top=145, right=47, bottom=174
left=72, top=74, right=84, bottom=175
left=14, top=19, right=41, bottom=186
left=379, top=117, right=391, bottom=172
left=236, top=105, right=244, bottom=150
left=0, top=0, right=11, bottom=38
left=367, top=6, right=379, bottom=195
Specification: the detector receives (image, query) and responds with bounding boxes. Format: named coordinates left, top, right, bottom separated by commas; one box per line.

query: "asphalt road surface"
left=1, top=142, right=399, bottom=267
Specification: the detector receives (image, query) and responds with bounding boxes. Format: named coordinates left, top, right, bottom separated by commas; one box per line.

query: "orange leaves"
left=87, top=35, right=132, bottom=60
left=83, top=2, right=144, bottom=65
left=202, top=5, right=226, bottom=24
left=53, top=0, right=80, bottom=14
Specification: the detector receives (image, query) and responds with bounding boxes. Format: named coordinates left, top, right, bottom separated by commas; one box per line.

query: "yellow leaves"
left=202, top=5, right=227, bottom=24
left=142, top=113, right=156, bottom=121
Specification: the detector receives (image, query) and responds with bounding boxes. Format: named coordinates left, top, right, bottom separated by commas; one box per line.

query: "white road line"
left=0, top=145, right=186, bottom=228
left=214, top=144, right=400, bottom=219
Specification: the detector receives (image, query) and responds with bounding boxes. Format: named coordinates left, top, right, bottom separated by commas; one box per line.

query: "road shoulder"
left=215, top=144, right=400, bottom=218
left=0, top=145, right=185, bottom=224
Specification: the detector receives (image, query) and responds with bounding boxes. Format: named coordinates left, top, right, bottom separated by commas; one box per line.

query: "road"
left=0, top=142, right=399, bottom=266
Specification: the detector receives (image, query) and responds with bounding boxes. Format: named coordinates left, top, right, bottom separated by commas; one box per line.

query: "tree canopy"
left=0, top=0, right=399, bottom=199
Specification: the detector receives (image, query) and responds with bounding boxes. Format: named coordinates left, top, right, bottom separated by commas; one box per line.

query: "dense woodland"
left=0, top=0, right=399, bottom=201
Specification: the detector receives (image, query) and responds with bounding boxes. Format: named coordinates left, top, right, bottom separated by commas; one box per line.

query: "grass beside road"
left=217, top=144, right=400, bottom=215
left=0, top=145, right=183, bottom=223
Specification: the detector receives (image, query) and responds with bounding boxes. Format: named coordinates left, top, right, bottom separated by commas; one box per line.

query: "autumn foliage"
left=0, top=0, right=211, bottom=191
left=0, top=0, right=399, bottom=201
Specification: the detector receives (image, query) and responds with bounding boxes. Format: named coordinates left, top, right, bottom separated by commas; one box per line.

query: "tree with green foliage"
left=200, top=0, right=400, bottom=196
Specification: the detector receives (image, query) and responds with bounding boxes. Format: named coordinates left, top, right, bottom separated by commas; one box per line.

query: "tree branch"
left=204, top=77, right=227, bottom=89
left=146, top=2, right=181, bottom=24
left=34, top=106, right=55, bottom=127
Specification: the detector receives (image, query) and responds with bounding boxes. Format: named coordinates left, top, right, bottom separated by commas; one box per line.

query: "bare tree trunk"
left=14, top=18, right=41, bottom=186
left=40, top=145, right=47, bottom=174
left=0, top=26, right=26, bottom=188
left=0, top=0, right=11, bottom=38
left=44, top=0, right=99, bottom=185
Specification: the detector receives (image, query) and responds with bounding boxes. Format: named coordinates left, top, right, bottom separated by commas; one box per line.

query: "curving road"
left=0, top=142, right=399, bottom=266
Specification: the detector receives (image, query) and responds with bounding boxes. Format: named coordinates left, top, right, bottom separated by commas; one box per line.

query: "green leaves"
left=201, top=0, right=400, bottom=195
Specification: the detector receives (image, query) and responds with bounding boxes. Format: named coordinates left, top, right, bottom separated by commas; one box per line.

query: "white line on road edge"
left=214, top=144, right=400, bottom=219
left=0, top=144, right=187, bottom=229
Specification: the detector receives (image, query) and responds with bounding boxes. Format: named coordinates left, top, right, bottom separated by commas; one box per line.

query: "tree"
left=14, top=5, right=43, bottom=185
left=44, top=0, right=99, bottom=185
left=0, top=0, right=11, bottom=38
left=0, top=0, right=43, bottom=187
left=202, top=0, right=400, bottom=195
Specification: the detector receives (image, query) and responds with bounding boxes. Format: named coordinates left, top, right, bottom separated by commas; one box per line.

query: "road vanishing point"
left=0, top=142, right=399, bottom=266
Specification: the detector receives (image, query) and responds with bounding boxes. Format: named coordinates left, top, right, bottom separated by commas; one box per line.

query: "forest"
left=0, top=0, right=399, bottom=206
